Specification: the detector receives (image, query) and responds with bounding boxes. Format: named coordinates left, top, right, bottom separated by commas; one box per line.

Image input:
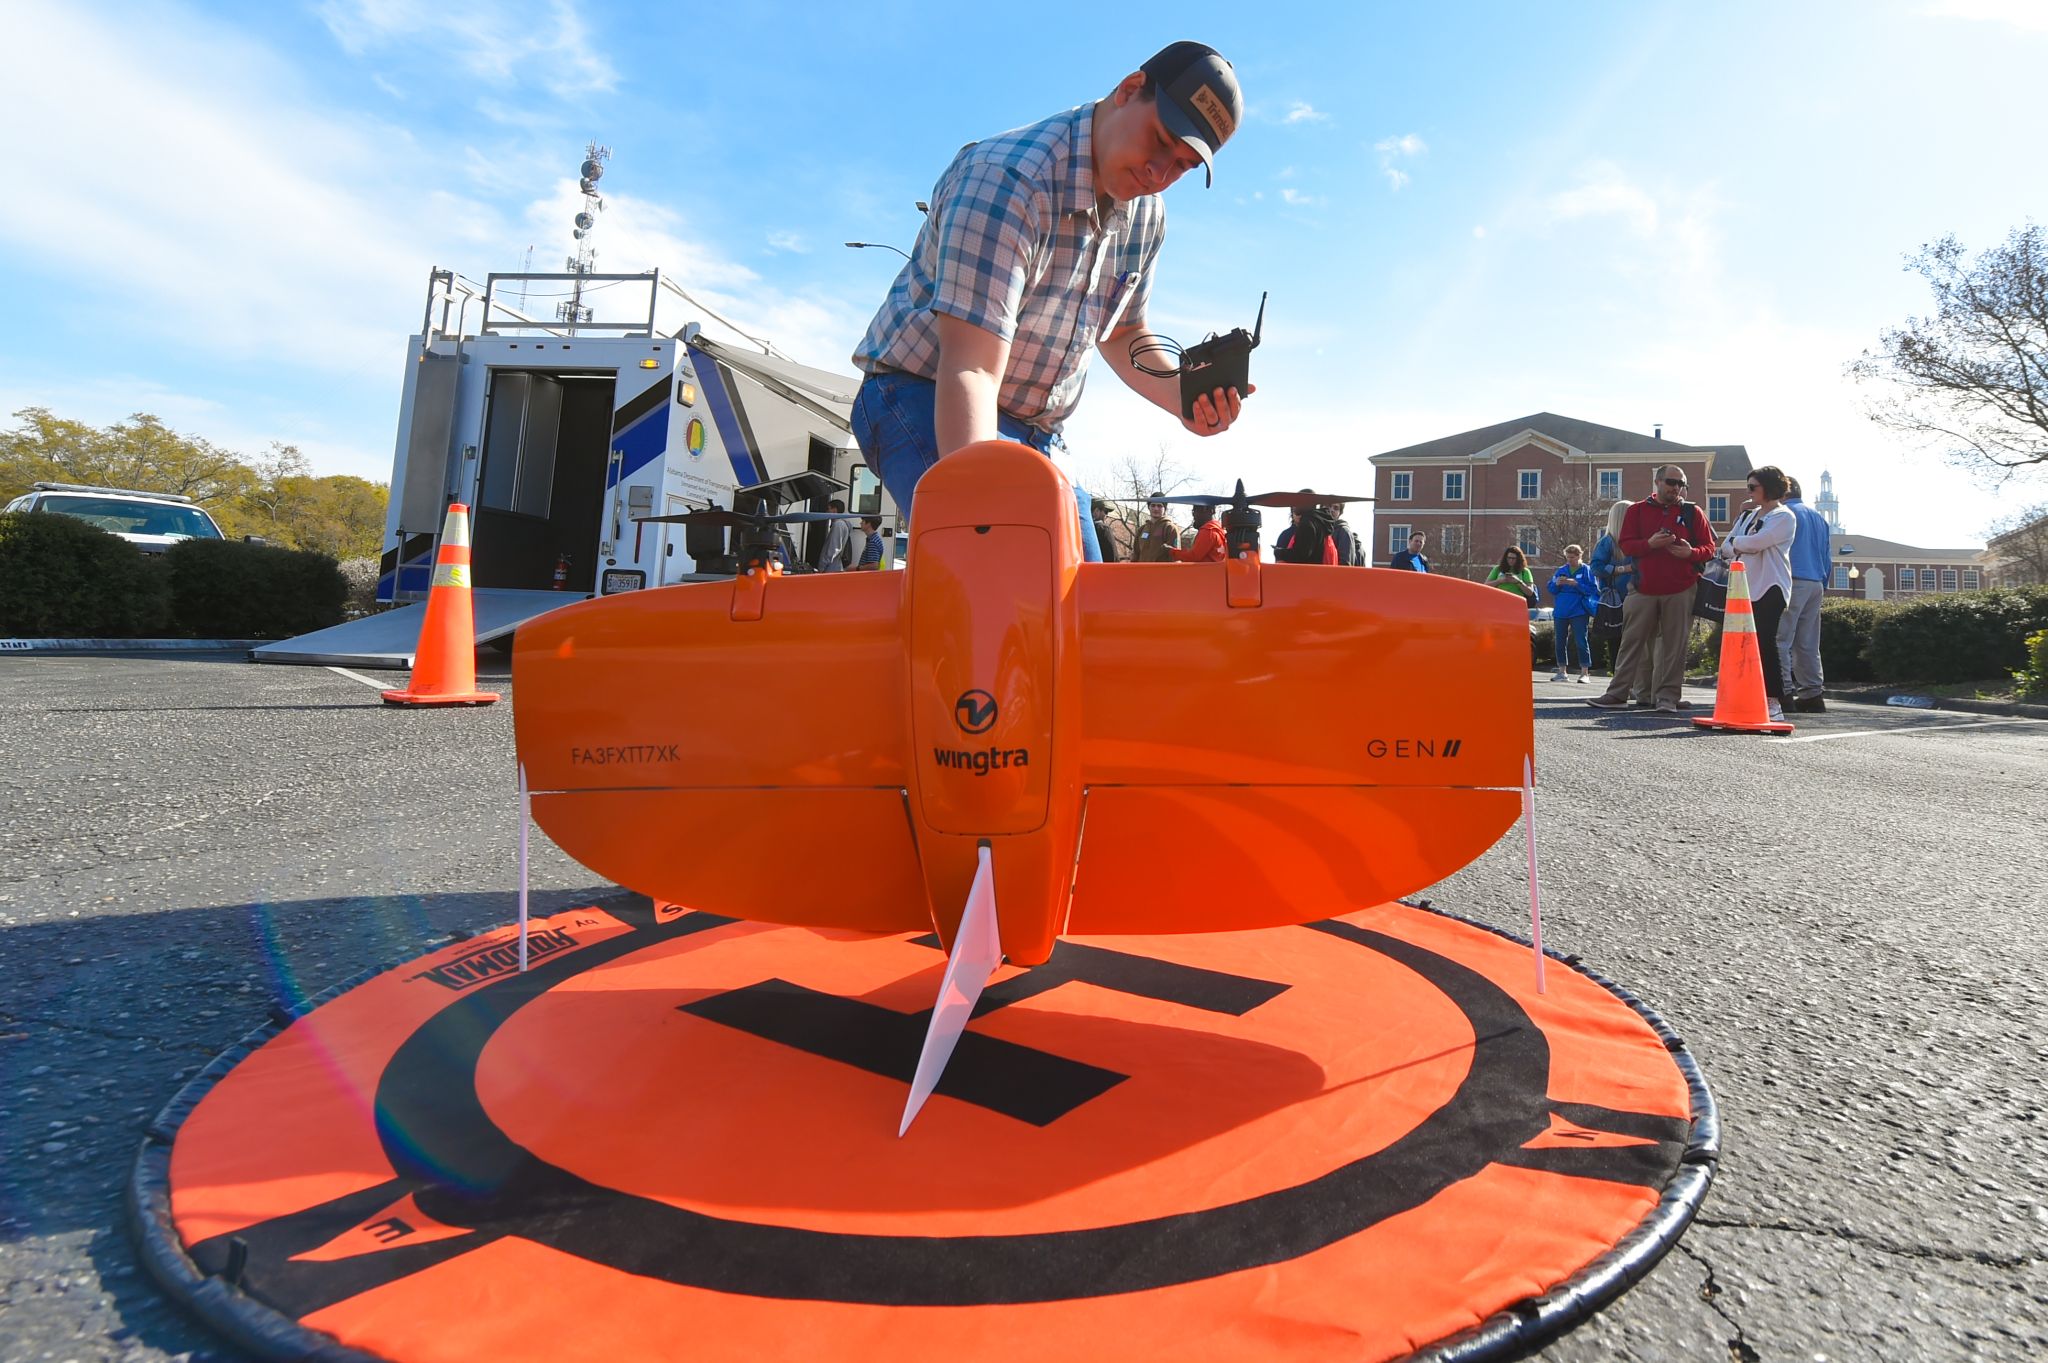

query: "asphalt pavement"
left=1, top=654, right=2042, bottom=1362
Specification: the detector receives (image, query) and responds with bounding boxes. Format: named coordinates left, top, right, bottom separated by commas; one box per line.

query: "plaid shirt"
left=852, top=104, right=1165, bottom=433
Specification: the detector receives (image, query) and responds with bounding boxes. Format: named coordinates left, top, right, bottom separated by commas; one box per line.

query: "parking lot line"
left=327, top=666, right=390, bottom=690
left=1781, top=717, right=2007, bottom=744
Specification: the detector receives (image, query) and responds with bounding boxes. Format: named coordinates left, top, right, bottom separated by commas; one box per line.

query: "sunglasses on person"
left=1662, top=478, right=1687, bottom=488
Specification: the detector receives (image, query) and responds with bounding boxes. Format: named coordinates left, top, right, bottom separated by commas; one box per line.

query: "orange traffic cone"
left=381, top=503, right=500, bottom=707
left=1693, top=561, right=1790, bottom=734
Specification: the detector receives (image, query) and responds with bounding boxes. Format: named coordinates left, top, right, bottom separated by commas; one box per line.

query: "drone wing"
left=1064, top=564, right=1531, bottom=933
left=512, top=572, right=933, bottom=933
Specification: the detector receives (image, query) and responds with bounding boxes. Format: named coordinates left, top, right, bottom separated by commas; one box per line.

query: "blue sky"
left=2, top=0, right=2042, bottom=546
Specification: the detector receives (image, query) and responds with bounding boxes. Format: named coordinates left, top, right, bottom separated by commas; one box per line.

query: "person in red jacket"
left=1170, top=504, right=1227, bottom=561
left=1586, top=465, right=1716, bottom=714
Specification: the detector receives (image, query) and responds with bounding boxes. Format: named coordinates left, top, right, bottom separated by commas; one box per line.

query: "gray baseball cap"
left=1140, top=41, right=1243, bottom=188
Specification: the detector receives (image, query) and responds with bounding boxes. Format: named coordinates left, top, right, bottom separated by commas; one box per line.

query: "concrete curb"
left=1821, top=685, right=2048, bottom=721
left=1682, top=672, right=2046, bottom=721
left=0, top=638, right=267, bottom=655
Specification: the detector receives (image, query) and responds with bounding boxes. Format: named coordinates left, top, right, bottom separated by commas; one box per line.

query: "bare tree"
left=1429, top=523, right=1489, bottom=582
left=1987, top=503, right=2048, bottom=586
left=1850, top=224, right=2048, bottom=479
left=1526, top=479, right=1613, bottom=575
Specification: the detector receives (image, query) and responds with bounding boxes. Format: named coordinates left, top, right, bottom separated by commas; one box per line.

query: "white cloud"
left=315, top=0, right=617, bottom=98
left=766, top=230, right=810, bottom=255
left=1373, top=133, right=1427, bottom=192
left=1279, top=188, right=1323, bottom=208
left=1282, top=101, right=1330, bottom=125
left=1922, top=0, right=2048, bottom=33
left=1472, top=225, right=1487, bottom=239
left=0, top=1, right=871, bottom=478
left=1545, top=164, right=1662, bottom=236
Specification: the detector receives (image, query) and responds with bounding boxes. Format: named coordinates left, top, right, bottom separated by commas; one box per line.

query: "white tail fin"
left=899, top=844, right=1003, bottom=1136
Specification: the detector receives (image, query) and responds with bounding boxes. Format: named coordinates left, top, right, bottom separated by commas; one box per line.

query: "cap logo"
left=1188, top=84, right=1236, bottom=143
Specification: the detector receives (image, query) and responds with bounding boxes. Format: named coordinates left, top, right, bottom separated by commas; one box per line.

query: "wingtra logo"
left=954, top=689, right=998, bottom=734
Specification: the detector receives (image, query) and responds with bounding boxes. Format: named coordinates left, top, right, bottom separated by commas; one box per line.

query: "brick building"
left=1366, top=413, right=1752, bottom=578
left=1824, top=533, right=1989, bottom=598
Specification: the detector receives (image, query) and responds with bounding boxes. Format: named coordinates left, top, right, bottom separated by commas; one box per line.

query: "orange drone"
left=513, top=440, right=1534, bottom=1129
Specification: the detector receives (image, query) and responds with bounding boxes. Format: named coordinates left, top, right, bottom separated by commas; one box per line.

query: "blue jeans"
left=850, top=370, right=1103, bottom=563
left=1555, top=614, right=1591, bottom=671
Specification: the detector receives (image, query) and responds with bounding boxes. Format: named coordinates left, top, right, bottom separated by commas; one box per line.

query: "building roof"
left=1368, top=412, right=1753, bottom=478
left=1828, top=533, right=1985, bottom=562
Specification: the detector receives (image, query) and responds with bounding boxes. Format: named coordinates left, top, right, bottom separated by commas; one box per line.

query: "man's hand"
left=1182, top=384, right=1255, bottom=436
left=1666, top=540, right=1694, bottom=558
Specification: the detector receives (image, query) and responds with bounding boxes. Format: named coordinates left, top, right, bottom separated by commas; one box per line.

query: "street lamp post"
left=845, top=241, right=911, bottom=262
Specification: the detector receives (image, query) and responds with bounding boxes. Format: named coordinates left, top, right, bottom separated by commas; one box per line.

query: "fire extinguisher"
left=552, top=553, right=571, bottom=590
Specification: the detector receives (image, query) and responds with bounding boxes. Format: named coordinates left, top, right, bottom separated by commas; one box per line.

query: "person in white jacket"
left=1719, top=465, right=1798, bottom=723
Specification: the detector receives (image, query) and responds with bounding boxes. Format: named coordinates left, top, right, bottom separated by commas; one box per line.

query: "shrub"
left=1865, top=586, right=2048, bottom=684
left=0, top=511, right=174, bottom=637
left=337, top=556, right=389, bottom=618
left=166, top=538, right=346, bottom=639
left=2015, top=628, right=2048, bottom=698
left=1818, top=598, right=1893, bottom=683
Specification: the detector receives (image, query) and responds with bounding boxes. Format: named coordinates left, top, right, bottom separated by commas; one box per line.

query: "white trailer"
left=255, top=267, right=893, bottom=667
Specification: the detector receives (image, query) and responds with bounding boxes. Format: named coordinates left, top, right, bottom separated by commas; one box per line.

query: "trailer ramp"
left=250, top=589, right=584, bottom=668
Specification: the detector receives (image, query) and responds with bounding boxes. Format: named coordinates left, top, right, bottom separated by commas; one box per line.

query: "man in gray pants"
left=1587, top=465, right=1717, bottom=715
left=1781, top=476, right=1832, bottom=713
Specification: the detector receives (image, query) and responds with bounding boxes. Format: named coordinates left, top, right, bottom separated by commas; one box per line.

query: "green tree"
left=1850, top=224, right=2048, bottom=479
left=0, top=407, right=256, bottom=505
left=0, top=409, right=388, bottom=559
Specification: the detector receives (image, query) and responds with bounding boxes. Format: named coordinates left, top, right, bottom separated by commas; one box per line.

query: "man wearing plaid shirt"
left=851, top=42, right=1251, bottom=561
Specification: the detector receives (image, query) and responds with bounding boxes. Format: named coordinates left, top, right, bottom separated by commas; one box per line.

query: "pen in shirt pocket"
left=1099, top=270, right=1142, bottom=341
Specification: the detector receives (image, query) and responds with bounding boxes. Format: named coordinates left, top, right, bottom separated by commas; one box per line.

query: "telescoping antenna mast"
left=561, top=143, right=611, bottom=331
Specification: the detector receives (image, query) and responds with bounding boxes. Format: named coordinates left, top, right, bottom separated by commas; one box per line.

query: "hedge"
left=0, top=511, right=173, bottom=637
left=2016, top=628, right=2048, bottom=698
left=1864, top=586, right=2048, bottom=684
left=165, top=539, right=346, bottom=639
left=1818, top=599, right=1894, bottom=684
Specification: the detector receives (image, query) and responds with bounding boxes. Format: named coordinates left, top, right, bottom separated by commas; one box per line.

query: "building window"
left=1441, top=524, right=1464, bottom=556
left=1709, top=494, right=1730, bottom=523
left=1964, top=568, right=1980, bottom=589
left=1900, top=568, right=1919, bottom=590
left=1940, top=568, right=1958, bottom=591
left=1387, top=523, right=1412, bottom=555
left=1443, top=470, right=1465, bottom=501
left=1516, top=525, right=1539, bottom=557
left=1390, top=472, right=1412, bottom=501
left=1597, top=469, right=1622, bottom=501
left=1518, top=470, right=1540, bottom=500
left=1833, top=565, right=1850, bottom=589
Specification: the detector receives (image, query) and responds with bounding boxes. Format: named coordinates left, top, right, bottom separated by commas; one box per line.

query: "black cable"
left=1128, top=331, right=1185, bottom=378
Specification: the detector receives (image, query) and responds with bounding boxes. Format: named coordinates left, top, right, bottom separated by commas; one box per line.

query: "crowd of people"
left=814, top=462, right=1835, bottom=724
left=1578, top=463, right=1830, bottom=722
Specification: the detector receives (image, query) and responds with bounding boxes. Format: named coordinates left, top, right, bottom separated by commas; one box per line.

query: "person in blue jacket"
left=1589, top=500, right=1644, bottom=699
left=1547, top=543, right=1599, bottom=682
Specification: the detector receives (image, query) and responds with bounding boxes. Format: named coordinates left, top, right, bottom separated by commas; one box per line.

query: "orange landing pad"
left=132, top=897, right=1717, bottom=1363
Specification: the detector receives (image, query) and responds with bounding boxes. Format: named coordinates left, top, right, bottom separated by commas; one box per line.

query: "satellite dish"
left=573, top=229, right=585, bottom=240
left=579, top=177, right=596, bottom=195
left=580, top=159, right=604, bottom=182
left=575, top=212, right=595, bottom=231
